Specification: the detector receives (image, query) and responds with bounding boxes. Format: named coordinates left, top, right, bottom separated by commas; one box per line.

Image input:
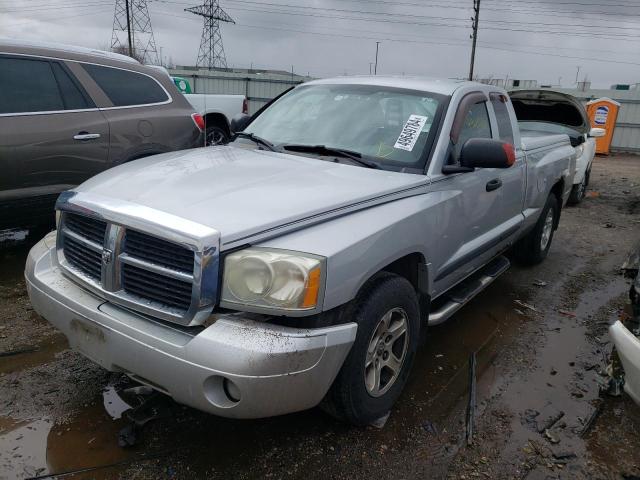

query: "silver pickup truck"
left=25, top=77, right=575, bottom=425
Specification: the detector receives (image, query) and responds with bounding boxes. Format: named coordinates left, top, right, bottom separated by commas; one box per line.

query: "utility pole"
left=575, top=66, right=581, bottom=84
left=125, top=0, right=133, bottom=56
left=374, top=41, right=380, bottom=75
left=111, top=0, right=159, bottom=64
left=468, top=0, right=480, bottom=81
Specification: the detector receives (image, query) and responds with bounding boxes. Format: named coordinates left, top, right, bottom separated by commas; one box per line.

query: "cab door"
left=431, top=94, right=508, bottom=296
left=0, top=55, right=109, bottom=196
left=487, top=92, right=526, bottom=232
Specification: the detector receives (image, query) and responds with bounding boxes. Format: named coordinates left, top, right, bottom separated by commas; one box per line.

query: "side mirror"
left=230, top=113, right=251, bottom=133
left=461, top=138, right=515, bottom=169
left=589, top=127, right=606, bottom=138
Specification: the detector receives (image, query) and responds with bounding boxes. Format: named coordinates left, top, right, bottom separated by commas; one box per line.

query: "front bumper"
left=25, top=234, right=357, bottom=419
left=610, top=320, right=640, bottom=406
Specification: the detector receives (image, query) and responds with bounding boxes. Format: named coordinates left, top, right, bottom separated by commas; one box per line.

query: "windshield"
left=242, top=84, right=445, bottom=169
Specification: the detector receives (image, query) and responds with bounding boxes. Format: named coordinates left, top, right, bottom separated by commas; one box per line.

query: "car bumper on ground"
left=25, top=234, right=357, bottom=419
left=610, top=320, right=640, bottom=406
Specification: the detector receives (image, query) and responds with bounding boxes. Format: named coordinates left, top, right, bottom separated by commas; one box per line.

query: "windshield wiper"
left=281, top=144, right=379, bottom=169
left=233, top=132, right=277, bottom=151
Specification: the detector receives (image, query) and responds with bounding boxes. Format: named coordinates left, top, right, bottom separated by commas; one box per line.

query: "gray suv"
left=0, top=39, right=204, bottom=229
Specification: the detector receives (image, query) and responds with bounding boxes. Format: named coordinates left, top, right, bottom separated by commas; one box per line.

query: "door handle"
left=486, top=178, right=502, bottom=192
left=73, top=132, right=101, bottom=141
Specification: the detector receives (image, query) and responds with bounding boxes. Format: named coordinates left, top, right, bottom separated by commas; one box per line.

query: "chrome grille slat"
left=122, top=264, right=192, bottom=295
left=120, top=254, right=193, bottom=282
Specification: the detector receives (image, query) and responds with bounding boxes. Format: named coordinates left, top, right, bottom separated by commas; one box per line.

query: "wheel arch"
left=204, top=112, right=231, bottom=136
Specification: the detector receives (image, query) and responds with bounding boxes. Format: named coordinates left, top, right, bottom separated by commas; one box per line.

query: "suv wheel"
left=205, top=125, right=229, bottom=146
left=515, top=193, right=559, bottom=265
left=322, top=273, right=420, bottom=425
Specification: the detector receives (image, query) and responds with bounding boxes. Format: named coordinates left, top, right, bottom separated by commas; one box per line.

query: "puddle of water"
left=0, top=389, right=137, bottom=479
left=46, top=401, right=133, bottom=476
left=494, top=276, right=630, bottom=468
left=0, top=333, right=69, bottom=375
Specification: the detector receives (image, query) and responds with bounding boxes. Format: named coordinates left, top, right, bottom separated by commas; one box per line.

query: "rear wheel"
left=205, top=125, right=229, bottom=146
left=514, top=194, right=559, bottom=265
left=322, top=273, right=420, bottom=425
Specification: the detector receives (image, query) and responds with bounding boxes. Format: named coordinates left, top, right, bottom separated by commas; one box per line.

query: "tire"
left=322, top=273, right=420, bottom=426
left=568, top=176, right=587, bottom=205
left=205, top=125, right=229, bottom=146
left=514, top=194, right=559, bottom=265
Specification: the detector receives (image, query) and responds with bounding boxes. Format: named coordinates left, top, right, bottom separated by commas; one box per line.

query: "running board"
left=428, top=255, right=511, bottom=326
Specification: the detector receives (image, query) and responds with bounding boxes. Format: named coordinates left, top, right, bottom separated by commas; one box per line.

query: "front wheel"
left=568, top=176, right=587, bottom=205
left=322, top=273, right=420, bottom=425
left=514, top=193, right=559, bottom=265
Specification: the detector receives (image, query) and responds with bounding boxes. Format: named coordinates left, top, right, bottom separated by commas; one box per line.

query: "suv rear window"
left=82, top=64, right=169, bottom=107
left=0, top=57, right=64, bottom=114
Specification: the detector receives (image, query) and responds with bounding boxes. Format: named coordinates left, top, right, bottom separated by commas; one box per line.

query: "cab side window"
left=490, top=93, right=515, bottom=144
left=454, top=101, right=492, bottom=158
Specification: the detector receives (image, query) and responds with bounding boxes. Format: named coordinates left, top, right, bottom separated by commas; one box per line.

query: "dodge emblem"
left=102, top=249, right=113, bottom=265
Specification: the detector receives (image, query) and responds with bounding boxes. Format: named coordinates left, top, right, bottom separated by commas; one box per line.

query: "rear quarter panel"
left=521, top=135, right=575, bottom=230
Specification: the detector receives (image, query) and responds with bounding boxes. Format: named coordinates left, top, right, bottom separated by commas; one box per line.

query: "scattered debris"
left=558, top=309, right=577, bottom=318
left=533, top=280, right=548, bottom=287
left=370, top=411, right=390, bottom=429
left=466, top=352, right=477, bottom=446
left=544, top=429, right=560, bottom=444
left=514, top=300, right=538, bottom=313
left=0, top=347, right=38, bottom=357
left=536, top=407, right=565, bottom=434
left=579, top=403, right=603, bottom=437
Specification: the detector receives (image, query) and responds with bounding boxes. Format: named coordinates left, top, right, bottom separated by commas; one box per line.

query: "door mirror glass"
left=589, top=127, right=606, bottom=138
left=460, top=138, right=515, bottom=169
left=230, top=113, right=252, bottom=133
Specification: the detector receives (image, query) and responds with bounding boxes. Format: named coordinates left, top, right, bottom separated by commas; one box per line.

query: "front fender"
left=257, top=194, right=442, bottom=312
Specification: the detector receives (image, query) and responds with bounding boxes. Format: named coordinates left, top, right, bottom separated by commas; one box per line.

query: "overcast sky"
left=2, top=0, right=640, bottom=88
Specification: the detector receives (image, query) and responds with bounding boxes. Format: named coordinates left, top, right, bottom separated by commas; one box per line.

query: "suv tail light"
left=242, top=98, right=249, bottom=115
left=191, top=113, right=205, bottom=132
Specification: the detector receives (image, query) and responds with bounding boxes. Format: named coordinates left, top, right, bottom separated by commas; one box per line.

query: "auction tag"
left=394, top=115, right=428, bottom=151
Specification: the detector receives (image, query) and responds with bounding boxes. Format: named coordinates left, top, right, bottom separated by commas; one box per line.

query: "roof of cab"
left=0, top=38, right=141, bottom=68
left=304, top=75, right=485, bottom=96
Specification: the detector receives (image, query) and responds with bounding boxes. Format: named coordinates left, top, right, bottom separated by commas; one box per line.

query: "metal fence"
left=168, top=67, right=311, bottom=114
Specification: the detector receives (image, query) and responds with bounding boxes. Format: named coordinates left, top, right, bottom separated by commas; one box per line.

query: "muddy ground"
left=1, top=154, right=639, bottom=480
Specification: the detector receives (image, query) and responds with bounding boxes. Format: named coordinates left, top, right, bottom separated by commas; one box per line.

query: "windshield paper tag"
left=394, top=115, right=428, bottom=151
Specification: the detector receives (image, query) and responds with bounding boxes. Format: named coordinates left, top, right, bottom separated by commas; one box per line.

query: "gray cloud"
left=1, top=0, right=639, bottom=87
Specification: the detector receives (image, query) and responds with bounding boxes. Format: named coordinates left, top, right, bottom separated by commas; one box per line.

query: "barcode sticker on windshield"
left=394, top=115, right=428, bottom=152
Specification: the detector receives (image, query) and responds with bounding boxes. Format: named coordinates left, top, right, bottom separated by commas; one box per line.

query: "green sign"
left=172, top=76, right=192, bottom=94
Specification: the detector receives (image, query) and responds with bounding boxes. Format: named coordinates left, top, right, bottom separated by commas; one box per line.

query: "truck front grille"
left=124, top=230, right=193, bottom=273
left=57, top=209, right=217, bottom=326
left=65, top=213, right=107, bottom=245
left=122, top=263, right=192, bottom=310
left=63, top=235, right=102, bottom=280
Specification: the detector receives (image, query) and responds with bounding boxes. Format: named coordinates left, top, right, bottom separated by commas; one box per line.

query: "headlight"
left=220, top=248, right=324, bottom=313
left=574, top=144, right=584, bottom=159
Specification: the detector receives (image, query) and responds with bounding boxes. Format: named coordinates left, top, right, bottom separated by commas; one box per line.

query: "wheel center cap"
left=377, top=340, right=385, bottom=356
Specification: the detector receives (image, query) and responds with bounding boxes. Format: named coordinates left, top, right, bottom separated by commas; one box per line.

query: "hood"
left=509, top=89, right=590, bottom=134
left=76, top=146, right=427, bottom=246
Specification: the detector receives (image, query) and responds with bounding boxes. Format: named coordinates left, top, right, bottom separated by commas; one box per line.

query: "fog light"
left=223, top=378, right=241, bottom=403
